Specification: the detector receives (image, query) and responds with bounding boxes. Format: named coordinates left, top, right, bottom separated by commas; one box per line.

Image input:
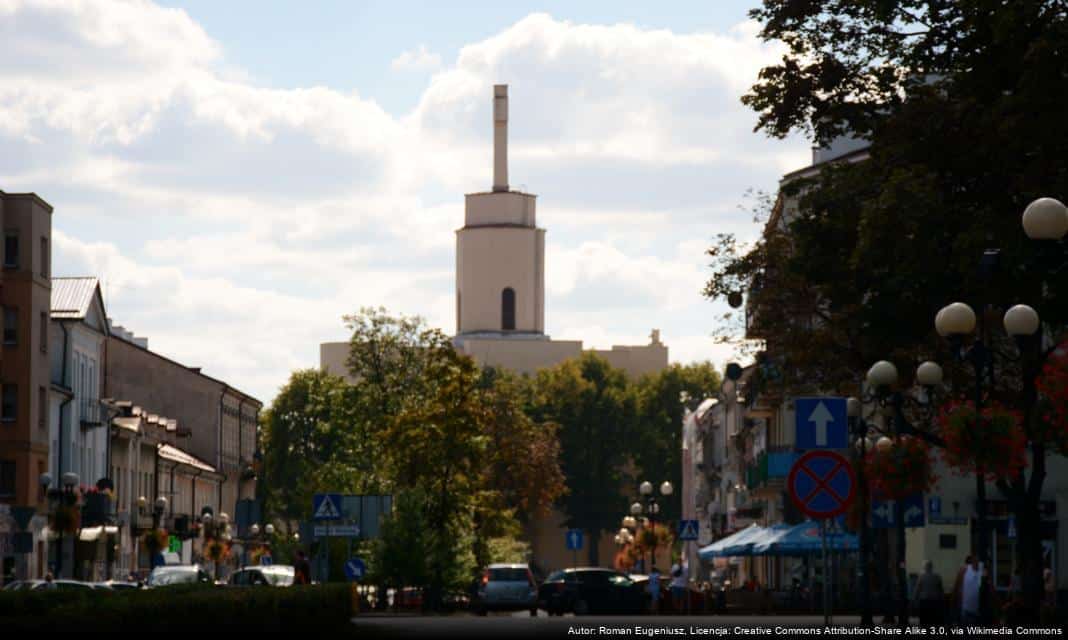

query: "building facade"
left=0, top=191, right=53, bottom=583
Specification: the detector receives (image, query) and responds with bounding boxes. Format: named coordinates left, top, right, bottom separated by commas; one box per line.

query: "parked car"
left=146, top=565, right=213, bottom=588
left=2, top=580, right=43, bottom=591
left=472, top=564, right=538, bottom=616
left=93, top=580, right=142, bottom=591
left=538, top=568, right=646, bottom=615
left=229, top=565, right=296, bottom=587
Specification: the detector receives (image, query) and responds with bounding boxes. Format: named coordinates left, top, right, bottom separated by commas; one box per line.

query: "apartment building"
left=0, top=191, right=52, bottom=583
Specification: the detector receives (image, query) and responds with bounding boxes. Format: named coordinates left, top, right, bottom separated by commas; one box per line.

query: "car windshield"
left=488, top=568, right=528, bottom=582
left=545, top=571, right=565, bottom=582
left=148, top=568, right=198, bottom=586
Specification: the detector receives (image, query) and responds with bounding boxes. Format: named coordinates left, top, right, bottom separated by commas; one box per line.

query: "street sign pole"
left=821, top=519, right=829, bottom=626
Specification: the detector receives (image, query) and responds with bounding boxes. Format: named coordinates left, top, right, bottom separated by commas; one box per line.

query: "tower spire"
left=493, top=84, right=508, bottom=192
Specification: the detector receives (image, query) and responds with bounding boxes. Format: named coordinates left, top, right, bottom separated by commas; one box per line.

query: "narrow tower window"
left=501, top=288, right=516, bottom=331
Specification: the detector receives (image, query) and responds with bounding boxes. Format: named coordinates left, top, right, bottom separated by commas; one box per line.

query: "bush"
left=0, top=584, right=353, bottom=632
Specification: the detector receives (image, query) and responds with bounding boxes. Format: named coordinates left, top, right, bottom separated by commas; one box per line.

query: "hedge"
left=0, top=584, right=354, bottom=632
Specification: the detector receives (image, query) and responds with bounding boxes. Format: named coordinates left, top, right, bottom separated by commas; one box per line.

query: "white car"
left=472, top=564, right=538, bottom=616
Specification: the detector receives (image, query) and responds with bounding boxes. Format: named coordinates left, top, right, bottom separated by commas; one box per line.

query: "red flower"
left=864, top=435, right=937, bottom=499
left=937, top=400, right=1027, bottom=481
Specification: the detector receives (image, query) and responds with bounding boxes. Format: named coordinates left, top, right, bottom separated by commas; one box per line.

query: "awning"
left=698, top=523, right=763, bottom=560
left=158, top=443, right=216, bottom=472
left=723, top=523, right=792, bottom=556
left=78, top=525, right=119, bottom=542
left=751, top=521, right=858, bottom=556
left=113, top=416, right=141, bottom=433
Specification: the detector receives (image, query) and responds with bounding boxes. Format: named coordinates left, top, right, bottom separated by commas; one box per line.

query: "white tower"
left=456, top=85, right=546, bottom=335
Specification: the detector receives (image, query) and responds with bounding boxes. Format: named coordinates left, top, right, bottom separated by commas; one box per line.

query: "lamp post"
left=639, top=480, right=673, bottom=572
left=862, top=359, right=946, bottom=628
left=40, top=472, right=79, bottom=578
left=846, top=398, right=874, bottom=626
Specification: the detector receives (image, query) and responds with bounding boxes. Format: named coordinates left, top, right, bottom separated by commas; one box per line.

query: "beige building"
left=321, top=85, right=670, bottom=572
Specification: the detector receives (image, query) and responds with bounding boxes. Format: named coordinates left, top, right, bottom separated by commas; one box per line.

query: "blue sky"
left=0, top=0, right=809, bottom=404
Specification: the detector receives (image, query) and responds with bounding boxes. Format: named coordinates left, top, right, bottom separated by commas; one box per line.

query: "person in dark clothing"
left=293, top=549, right=311, bottom=585
left=913, top=561, right=945, bottom=626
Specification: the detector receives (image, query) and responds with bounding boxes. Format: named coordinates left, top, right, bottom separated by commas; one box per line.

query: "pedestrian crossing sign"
left=313, top=493, right=343, bottom=520
left=678, top=519, right=699, bottom=541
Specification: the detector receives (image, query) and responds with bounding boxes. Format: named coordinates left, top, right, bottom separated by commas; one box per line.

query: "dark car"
left=538, top=568, right=646, bottom=615
left=229, top=565, right=295, bottom=587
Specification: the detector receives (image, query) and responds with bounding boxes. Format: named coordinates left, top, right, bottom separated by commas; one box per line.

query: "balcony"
left=745, top=449, right=798, bottom=499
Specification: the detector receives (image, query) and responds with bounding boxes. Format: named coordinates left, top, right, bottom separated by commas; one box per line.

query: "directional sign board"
left=787, top=450, right=856, bottom=520
left=1007, top=516, right=1017, bottom=540
left=344, top=558, right=366, bottom=581
left=872, top=493, right=924, bottom=529
left=795, top=397, right=848, bottom=450
left=313, top=493, right=343, bottom=521
left=313, top=524, right=361, bottom=538
left=678, top=520, right=699, bottom=541
left=565, top=529, right=584, bottom=551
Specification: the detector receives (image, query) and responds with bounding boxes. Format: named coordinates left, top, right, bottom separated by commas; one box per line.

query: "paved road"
left=352, top=613, right=866, bottom=639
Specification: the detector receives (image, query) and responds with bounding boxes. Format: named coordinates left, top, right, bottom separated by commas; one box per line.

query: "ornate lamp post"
left=40, top=472, right=80, bottom=578
left=639, top=480, right=673, bottom=572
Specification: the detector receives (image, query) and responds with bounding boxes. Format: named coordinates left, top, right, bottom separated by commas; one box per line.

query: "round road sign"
left=787, top=450, right=856, bottom=520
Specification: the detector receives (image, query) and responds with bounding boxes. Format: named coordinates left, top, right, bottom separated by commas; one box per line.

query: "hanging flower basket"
left=1035, top=342, right=1068, bottom=455
left=864, top=435, right=937, bottom=500
left=938, top=400, right=1027, bottom=481
left=206, top=538, right=231, bottom=563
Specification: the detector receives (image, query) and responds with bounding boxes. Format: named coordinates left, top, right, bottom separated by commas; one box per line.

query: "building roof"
left=51, top=277, right=103, bottom=320
left=158, top=443, right=216, bottom=473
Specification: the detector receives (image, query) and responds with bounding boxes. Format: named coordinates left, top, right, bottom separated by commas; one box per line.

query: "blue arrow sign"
left=678, top=519, right=699, bottom=541
left=928, top=496, right=942, bottom=518
left=565, top=529, right=584, bottom=551
left=1007, top=516, right=1017, bottom=540
left=795, top=397, right=848, bottom=450
left=872, top=493, right=924, bottom=528
left=313, top=493, right=343, bottom=520
left=344, top=557, right=366, bottom=581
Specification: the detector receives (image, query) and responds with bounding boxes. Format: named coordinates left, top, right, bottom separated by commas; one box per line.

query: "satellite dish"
left=727, top=291, right=744, bottom=308
left=725, top=363, right=743, bottom=381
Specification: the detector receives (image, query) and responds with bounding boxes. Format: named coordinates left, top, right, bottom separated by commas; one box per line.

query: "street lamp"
left=40, top=472, right=79, bottom=578
left=153, top=497, right=167, bottom=529
left=639, top=480, right=673, bottom=574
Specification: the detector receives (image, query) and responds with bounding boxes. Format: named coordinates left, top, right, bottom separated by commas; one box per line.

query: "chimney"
left=493, top=84, right=508, bottom=192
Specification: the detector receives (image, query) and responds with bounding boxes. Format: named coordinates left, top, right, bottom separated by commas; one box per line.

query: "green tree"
left=528, top=354, right=638, bottom=565
left=634, top=363, right=723, bottom=525
left=719, top=0, right=1068, bottom=616
left=260, top=369, right=362, bottom=529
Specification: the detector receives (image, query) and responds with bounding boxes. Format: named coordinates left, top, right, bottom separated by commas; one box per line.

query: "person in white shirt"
left=960, top=557, right=982, bottom=624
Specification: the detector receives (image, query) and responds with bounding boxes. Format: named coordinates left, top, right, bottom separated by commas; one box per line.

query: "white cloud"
left=2, top=3, right=806, bottom=403
left=391, top=44, right=443, bottom=73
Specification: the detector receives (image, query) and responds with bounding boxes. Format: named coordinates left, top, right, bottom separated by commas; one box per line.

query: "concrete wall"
left=590, top=342, right=669, bottom=379
left=454, top=336, right=582, bottom=376
left=456, top=226, right=545, bottom=334
left=464, top=191, right=536, bottom=227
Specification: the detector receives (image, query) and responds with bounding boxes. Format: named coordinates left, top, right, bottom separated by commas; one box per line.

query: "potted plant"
left=938, top=400, right=1027, bottom=480
left=864, top=435, right=937, bottom=500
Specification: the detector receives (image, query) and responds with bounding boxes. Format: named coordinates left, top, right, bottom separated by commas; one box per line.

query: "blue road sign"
left=260, top=555, right=273, bottom=566
left=565, top=529, right=584, bottom=551
left=344, top=558, right=366, bottom=581
left=795, top=397, right=848, bottom=450
left=787, top=450, right=856, bottom=520
left=1007, top=516, right=1017, bottom=540
left=929, top=496, right=942, bottom=517
left=313, top=493, right=343, bottom=521
left=678, top=520, right=699, bottom=541
left=872, top=493, right=924, bottom=528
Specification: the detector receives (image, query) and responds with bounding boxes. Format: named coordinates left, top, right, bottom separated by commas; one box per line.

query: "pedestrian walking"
left=44, top=572, right=57, bottom=590
left=912, top=561, right=945, bottom=626
left=293, top=549, right=311, bottom=585
left=957, top=556, right=982, bottom=625
left=670, top=561, right=688, bottom=613
left=648, top=566, right=661, bottom=614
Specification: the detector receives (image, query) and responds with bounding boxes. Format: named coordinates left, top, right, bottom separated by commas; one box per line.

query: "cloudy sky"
left=0, top=0, right=809, bottom=404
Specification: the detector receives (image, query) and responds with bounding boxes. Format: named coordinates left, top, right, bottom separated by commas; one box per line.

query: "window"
left=4, top=233, right=18, bottom=268
left=501, top=287, right=516, bottom=331
left=38, top=386, right=46, bottom=429
left=39, top=312, right=47, bottom=352
left=40, top=237, right=48, bottom=278
left=3, top=307, right=15, bottom=345
left=1, top=384, right=15, bottom=422
left=0, top=460, right=14, bottom=497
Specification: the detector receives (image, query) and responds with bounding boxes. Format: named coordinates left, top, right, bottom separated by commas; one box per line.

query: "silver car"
left=473, top=564, right=538, bottom=616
